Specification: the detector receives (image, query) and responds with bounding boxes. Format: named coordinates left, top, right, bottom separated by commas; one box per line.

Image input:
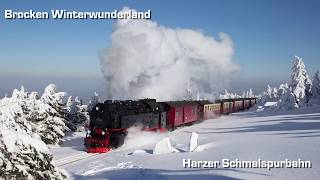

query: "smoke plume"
left=120, top=126, right=167, bottom=150
left=101, top=7, right=238, bottom=101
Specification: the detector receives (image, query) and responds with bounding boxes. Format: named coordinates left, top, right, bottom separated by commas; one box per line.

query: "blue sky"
left=0, top=0, right=320, bottom=99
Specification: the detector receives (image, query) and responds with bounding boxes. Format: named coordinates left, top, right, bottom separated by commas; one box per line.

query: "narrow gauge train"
left=84, top=98, right=257, bottom=153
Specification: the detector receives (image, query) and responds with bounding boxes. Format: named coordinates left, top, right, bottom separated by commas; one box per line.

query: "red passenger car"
left=161, top=101, right=199, bottom=129
left=203, top=103, right=221, bottom=119
left=196, top=100, right=211, bottom=120
left=244, top=99, right=251, bottom=109
left=217, top=99, right=234, bottom=114
left=233, top=99, right=244, bottom=111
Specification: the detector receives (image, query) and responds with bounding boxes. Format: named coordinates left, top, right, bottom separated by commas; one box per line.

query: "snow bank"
left=189, top=132, right=199, bottom=152
left=130, top=149, right=149, bottom=156
left=264, top=102, right=277, bottom=107
left=81, top=162, right=143, bottom=176
left=153, top=137, right=179, bottom=155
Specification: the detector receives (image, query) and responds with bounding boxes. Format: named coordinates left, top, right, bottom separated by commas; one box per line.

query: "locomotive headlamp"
left=101, top=131, right=105, bottom=135
left=87, top=130, right=91, bottom=135
left=96, top=106, right=100, bottom=110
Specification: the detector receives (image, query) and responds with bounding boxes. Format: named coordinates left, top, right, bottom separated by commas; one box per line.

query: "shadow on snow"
left=197, top=112, right=320, bottom=138
left=72, top=167, right=270, bottom=180
left=60, top=132, right=86, bottom=151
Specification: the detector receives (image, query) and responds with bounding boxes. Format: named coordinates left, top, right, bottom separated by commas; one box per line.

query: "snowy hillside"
left=51, top=106, right=320, bottom=180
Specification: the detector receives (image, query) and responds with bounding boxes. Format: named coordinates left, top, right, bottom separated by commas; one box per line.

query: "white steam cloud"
left=101, top=7, right=238, bottom=101
left=120, top=126, right=167, bottom=150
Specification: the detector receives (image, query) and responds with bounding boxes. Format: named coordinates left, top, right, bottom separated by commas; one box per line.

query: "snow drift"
left=153, top=137, right=179, bottom=155
left=101, top=7, right=237, bottom=101
left=189, top=132, right=199, bottom=152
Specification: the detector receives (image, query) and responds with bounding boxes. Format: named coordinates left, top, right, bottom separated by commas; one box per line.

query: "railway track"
left=53, top=152, right=100, bottom=167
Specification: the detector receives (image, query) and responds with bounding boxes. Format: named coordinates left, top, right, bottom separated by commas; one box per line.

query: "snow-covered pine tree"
left=41, top=84, right=66, bottom=115
left=184, top=87, right=195, bottom=100
left=65, top=96, right=89, bottom=132
left=37, top=115, right=67, bottom=144
left=73, top=97, right=89, bottom=131
left=66, top=96, right=77, bottom=114
left=9, top=86, right=68, bottom=144
left=0, top=132, right=66, bottom=180
left=290, top=56, right=312, bottom=105
left=219, top=89, right=230, bottom=99
left=0, top=91, right=66, bottom=179
left=266, top=85, right=272, bottom=98
left=219, top=90, right=242, bottom=99
left=245, top=91, right=249, bottom=98
left=23, top=91, right=45, bottom=130
left=248, top=88, right=254, bottom=98
left=311, top=71, right=320, bottom=98
left=260, top=85, right=273, bottom=103
left=64, top=96, right=77, bottom=131
left=278, top=83, right=289, bottom=97
left=277, top=87, right=299, bottom=110
left=241, top=91, right=245, bottom=98
left=88, top=92, right=100, bottom=112
left=304, top=73, right=313, bottom=104
left=12, top=86, right=28, bottom=100
left=272, top=87, right=278, bottom=99
left=196, top=91, right=200, bottom=101
left=38, top=84, right=69, bottom=144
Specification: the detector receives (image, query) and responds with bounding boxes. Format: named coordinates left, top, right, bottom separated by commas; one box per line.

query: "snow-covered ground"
left=51, top=106, right=320, bottom=180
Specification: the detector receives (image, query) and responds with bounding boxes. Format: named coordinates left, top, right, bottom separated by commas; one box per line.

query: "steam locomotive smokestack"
left=100, top=7, right=238, bottom=101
